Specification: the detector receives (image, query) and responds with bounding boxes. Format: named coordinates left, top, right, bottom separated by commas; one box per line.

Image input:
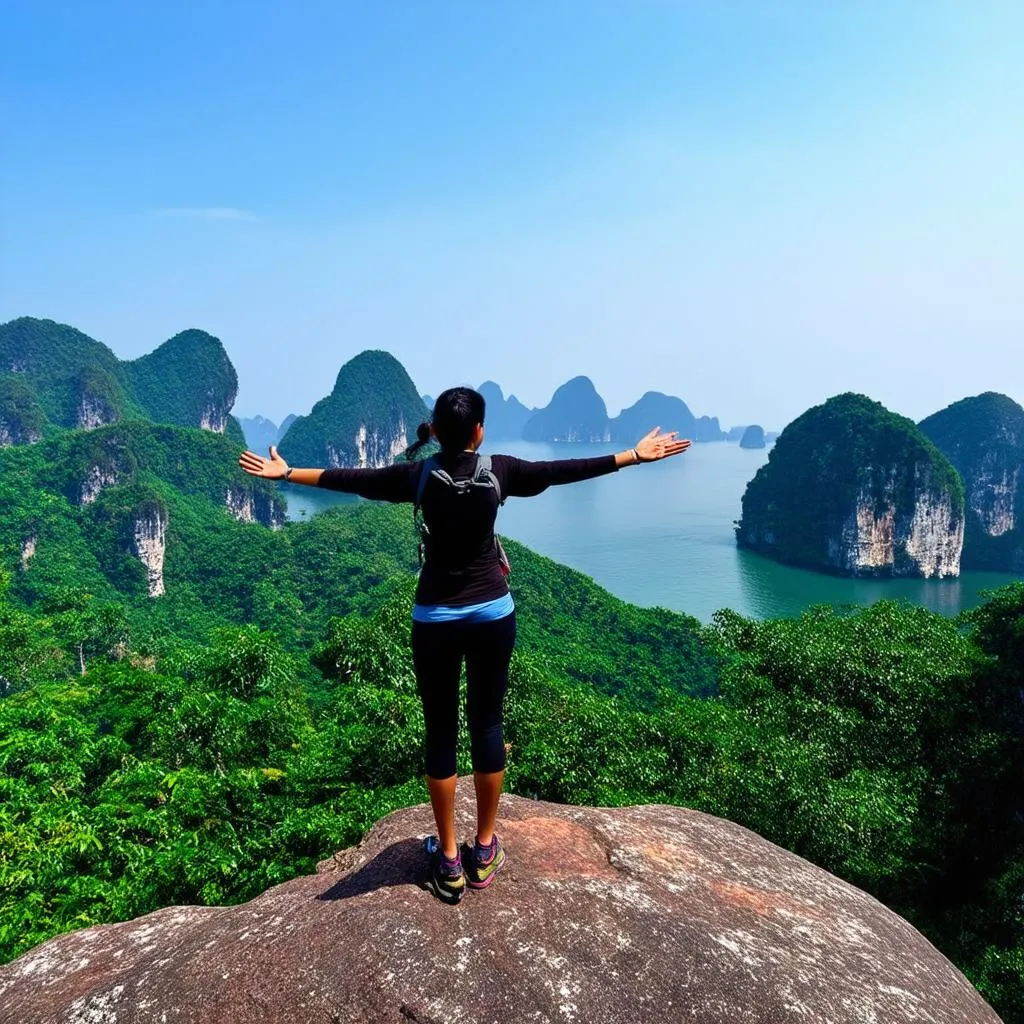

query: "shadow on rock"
left=317, top=837, right=426, bottom=901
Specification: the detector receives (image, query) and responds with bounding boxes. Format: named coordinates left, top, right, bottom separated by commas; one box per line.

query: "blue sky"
left=2, top=2, right=1022, bottom=431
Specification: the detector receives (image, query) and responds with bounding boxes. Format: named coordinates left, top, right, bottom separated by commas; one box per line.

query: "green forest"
left=1, top=416, right=1022, bottom=1019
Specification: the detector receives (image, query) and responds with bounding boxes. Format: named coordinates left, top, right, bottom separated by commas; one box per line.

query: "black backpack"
left=413, top=454, right=511, bottom=575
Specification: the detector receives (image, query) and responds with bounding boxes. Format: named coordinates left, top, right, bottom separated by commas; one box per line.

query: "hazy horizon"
left=3, top=2, right=1022, bottom=430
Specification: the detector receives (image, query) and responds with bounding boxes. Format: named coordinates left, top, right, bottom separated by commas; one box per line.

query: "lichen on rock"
left=0, top=790, right=1000, bottom=1024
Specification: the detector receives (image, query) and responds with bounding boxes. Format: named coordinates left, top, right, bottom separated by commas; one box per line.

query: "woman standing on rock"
left=239, top=387, right=690, bottom=903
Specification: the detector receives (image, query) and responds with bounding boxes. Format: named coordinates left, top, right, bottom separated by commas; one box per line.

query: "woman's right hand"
left=239, top=444, right=289, bottom=480
left=634, top=427, right=692, bottom=462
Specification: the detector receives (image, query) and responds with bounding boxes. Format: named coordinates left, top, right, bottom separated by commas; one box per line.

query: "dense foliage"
left=1, top=406, right=1022, bottom=1020
left=0, top=317, right=242, bottom=439
left=278, top=350, right=429, bottom=469
left=920, top=392, right=1024, bottom=572
left=737, top=392, right=965, bottom=574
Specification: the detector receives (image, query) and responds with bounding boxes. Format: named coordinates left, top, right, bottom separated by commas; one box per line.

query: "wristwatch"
left=284, top=466, right=294, bottom=480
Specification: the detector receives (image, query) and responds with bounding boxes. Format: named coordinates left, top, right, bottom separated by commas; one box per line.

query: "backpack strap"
left=414, top=455, right=439, bottom=518
left=473, top=454, right=504, bottom=506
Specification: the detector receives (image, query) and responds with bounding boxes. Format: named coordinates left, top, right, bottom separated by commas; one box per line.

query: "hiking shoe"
left=462, top=834, right=506, bottom=889
left=424, top=836, right=465, bottom=904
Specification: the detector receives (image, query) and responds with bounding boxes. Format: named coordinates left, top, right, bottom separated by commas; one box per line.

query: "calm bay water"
left=284, top=440, right=1021, bottom=622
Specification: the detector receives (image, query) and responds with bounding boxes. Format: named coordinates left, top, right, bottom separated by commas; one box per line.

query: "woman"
left=238, top=386, right=690, bottom=903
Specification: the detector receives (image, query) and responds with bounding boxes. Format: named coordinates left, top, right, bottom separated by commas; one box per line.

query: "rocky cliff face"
left=224, top=485, right=286, bottom=529
left=0, top=416, right=42, bottom=447
left=354, top=419, right=409, bottom=468
left=920, top=393, right=1024, bottom=572
left=0, top=789, right=998, bottom=1024
left=76, top=392, right=116, bottom=430
left=79, top=463, right=126, bottom=505
left=19, top=535, right=36, bottom=569
left=738, top=394, right=965, bottom=579
left=131, top=506, right=168, bottom=597
left=826, top=479, right=963, bottom=578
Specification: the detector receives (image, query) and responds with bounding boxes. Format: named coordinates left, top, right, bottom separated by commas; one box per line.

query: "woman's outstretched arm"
left=238, top=445, right=418, bottom=502
left=615, top=426, right=692, bottom=466
left=239, top=445, right=321, bottom=484
left=501, top=427, right=692, bottom=497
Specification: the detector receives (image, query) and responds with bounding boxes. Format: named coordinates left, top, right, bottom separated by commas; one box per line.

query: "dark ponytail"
left=402, top=420, right=433, bottom=460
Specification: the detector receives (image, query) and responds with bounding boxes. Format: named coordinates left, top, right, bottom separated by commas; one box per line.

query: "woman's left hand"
left=239, top=444, right=289, bottom=479
left=634, top=427, right=692, bottom=462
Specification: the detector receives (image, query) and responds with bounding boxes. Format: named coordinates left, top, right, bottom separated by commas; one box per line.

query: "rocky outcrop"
left=0, top=417, right=42, bottom=447
left=131, top=505, right=168, bottom=597
left=0, top=789, right=999, bottom=1024
left=920, top=393, right=1024, bottom=572
left=739, top=424, right=766, bottom=449
left=79, top=463, right=124, bottom=505
left=609, top=391, right=697, bottom=444
left=523, top=376, right=611, bottom=443
left=279, top=350, right=428, bottom=470
left=738, top=394, right=965, bottom=578
left=76, top=392, right=115, bottom=429
left=695, top=415, right=726, bottom=442
left=477, top=381, right=534, bottom=441
left=354, top=419, right=409, bottom=468
left=19, top=535, right=36, bottom=569
left=825, top=479, right=964, bottom=577
left=225, top=485, right=286, bottom=529
left=197, top=403, right=226, bottom=432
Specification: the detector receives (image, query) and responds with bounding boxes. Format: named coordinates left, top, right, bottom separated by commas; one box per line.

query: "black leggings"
left=410, top=611, right=517, bottom=779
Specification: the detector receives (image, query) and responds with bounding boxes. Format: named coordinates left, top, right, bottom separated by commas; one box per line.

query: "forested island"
left=0, top=317, right=1022, bottom=1018
left=737, top=393, right=965, bottom=578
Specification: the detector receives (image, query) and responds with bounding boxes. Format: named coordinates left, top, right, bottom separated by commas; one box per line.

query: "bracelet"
left=631, top=448, right=641, bottom=464
left=284, top=466, right=294, bottom=480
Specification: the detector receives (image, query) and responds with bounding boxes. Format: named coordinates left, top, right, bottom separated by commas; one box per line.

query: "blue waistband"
left=412, top=592, right=515, bottom=623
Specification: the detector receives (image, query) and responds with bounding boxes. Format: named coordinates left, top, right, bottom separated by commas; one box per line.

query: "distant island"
left=736, top=393, right=964, bottom=578
left=739, top=425, right=766, bottom=449
left=522, top=376, right=611, bottom=442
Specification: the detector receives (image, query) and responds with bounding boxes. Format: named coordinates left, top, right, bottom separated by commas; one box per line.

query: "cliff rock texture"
left=919, top=393, right=1024, bottom=572
left=738, top=394, right=964, bottom=578
left=131, top=503, right=168, bottom=597
left=0, top=790, right=999, bottom=1024
left=224, top=485, right=286, bottom=529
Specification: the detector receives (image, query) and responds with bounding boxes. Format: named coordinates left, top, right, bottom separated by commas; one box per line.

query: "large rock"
left=0, top=790, right=998, bottom=1024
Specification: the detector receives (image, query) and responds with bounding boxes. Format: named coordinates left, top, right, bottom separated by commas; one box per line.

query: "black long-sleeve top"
left=317, top=451, right=619, bottom=606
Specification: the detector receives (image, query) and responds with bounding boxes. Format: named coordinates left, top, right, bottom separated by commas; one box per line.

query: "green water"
left=284, top=440, right=1021, bottom=622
